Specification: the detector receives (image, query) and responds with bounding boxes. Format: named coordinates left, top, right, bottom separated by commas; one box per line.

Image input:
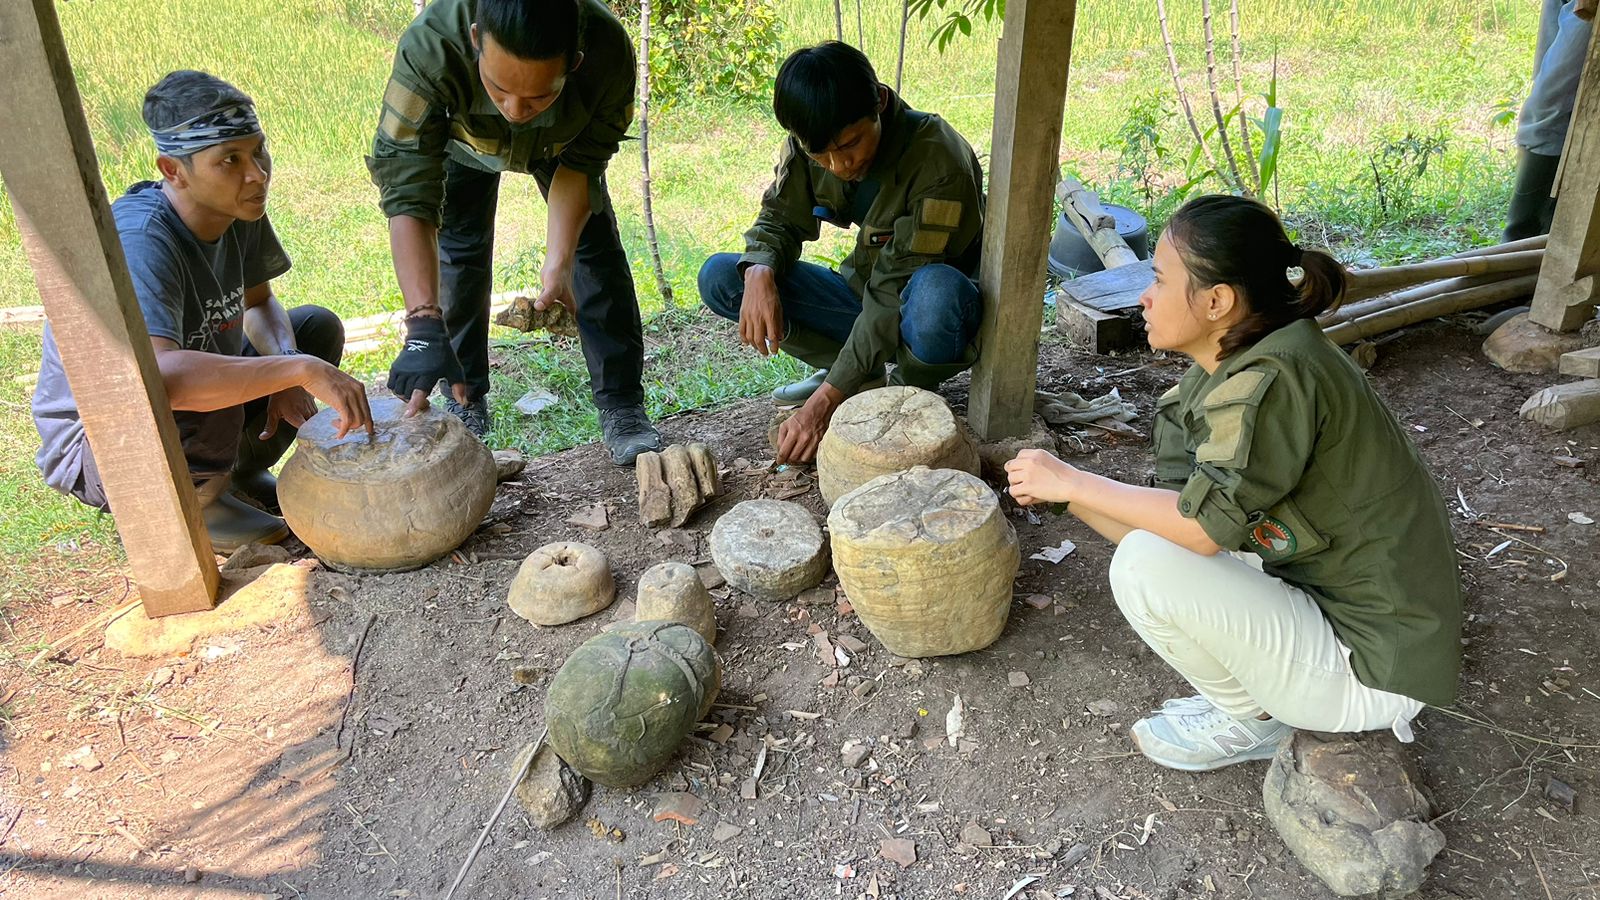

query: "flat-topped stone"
left=709, top=499, right=827, bottom=601
left=279, top=396, right=496, bottom=573
left=817, top=386, right=979, bottom=507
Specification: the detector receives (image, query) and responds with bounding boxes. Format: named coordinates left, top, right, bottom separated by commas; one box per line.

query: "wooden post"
left=1530, top=24, right=1600, bottom=331
left=0, top=0, right=218, bottom=615
left=968, top=0, right=1079, bottom=440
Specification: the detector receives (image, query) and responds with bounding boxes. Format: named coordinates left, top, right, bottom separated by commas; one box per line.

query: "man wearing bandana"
left=367, top=0, right=664, bottom=465
left=30, top=70, right=374, bottom=552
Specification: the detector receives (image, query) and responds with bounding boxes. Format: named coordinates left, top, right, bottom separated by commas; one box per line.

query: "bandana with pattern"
left=150, top=103, right=262, bottom=156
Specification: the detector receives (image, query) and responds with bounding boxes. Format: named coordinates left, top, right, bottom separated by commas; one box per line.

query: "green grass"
left=0, top=0, right=1540, bottom=587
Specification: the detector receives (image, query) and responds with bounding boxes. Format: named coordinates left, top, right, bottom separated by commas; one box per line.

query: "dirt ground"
left=3, top=316, right=1599, bottom=900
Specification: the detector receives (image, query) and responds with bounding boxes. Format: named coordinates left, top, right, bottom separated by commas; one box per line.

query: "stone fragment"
left=842, top=742, right=871, bottom=768
left=507, top=542, right=615, bottom=626
left=835, top=634, right=868, bottom=653
left=709, top=500, right=828, bottom=601
left=494, top=295, right=579, bottom=336
left=652, top=792, right=703, bottom=825
left=1008, top=671, right=1031, bottom=688
left=817, top=387, right=980, bottom=507
left=974, top=416, right=1060, bottom=485
left=1483, top=311, right=1587, bottom=374
left=711, top=823, right=744, bottom=842
left=492, top=449, right=527, bottom=482
left=636, top=561, right=717, bottom=644
left=960, top=821, right=993, bottom=847
left=1263, top=730, right=1446, bottom=897
left=829, top=467, right=1017, bottom=657
left=219, top=542, right=291, bottom=573
left=637, top=443, right=721, bottom=528
left=512, top=742, right=590, bottom=829
left=696, top=565, right=726, bottom=589
left=879, top=838, right=916, bottom=868
left=61, top=745, right=101, bottom=772
left=279, top=397, right=496, bottom=573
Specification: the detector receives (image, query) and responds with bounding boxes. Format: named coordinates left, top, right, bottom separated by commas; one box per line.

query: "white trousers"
left=1109, top=530, right=1424, bottom=739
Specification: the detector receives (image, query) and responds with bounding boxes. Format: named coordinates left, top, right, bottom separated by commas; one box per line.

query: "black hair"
left=773, top=42, right=882, bottom=154
left=142, top=70, right=253, bottom=132
left=476, top=0, right=583, bottom=67
left=1164, top=194, right=1347, bottom=358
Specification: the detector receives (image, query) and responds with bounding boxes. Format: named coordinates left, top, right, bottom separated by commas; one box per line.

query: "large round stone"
left=279, top=396, right=496, bottom=573
left=636, top=561, right=716, bottom=645
left=709, top=500, right=827, bottom=601
left=545, top=621, right=720, bottom=789
left=829, top=467, right=1017, bottom=658
left=508, top=542, right=616, bottom=626
left=817, top=386, right=979, bottom=508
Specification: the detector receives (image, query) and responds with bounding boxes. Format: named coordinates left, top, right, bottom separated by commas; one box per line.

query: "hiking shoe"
left=772, top=369, right=886, bottom=407
left=444, top=396, right=492, bottom=439
left=599, top=404, right=664, bottom=466
left=203, top=491, right=289, bottom=555
left=1130, top=695, right=1292, bottom=772
left=230, top=469, right=280, bottom=514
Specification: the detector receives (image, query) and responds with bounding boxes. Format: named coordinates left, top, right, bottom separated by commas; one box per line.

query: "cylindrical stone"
left=508, top=542, right=616, bottom=626
left=637, top=561, right=717, bottom=644
left=829, top=467, right=1017, bottom=658
left=817, top=386, right=980, bottom=508
left=279, top=396, right=496, bottom=573
left=709, top=500, right=827, bottom=601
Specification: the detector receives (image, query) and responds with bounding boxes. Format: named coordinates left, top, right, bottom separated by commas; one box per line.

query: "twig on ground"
left=443, top=727, right=545, bottom=900
left=335, top=613, right=378, bottom=751
left=1532, top=847, right=1555, bottom=900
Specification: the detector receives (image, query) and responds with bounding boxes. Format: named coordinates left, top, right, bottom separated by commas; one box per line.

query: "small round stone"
left=636, top=561, right=717, bottom=645
left=709, top=500, right=827, bottom=601
left=279, top=396, right=496, bottom=573
left=508, top=542, right=616, bottom=626
left=512, top=741, right=590, bottom=829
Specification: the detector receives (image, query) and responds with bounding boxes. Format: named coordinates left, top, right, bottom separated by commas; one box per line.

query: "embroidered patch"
left=450, top=121, right=501, bottom=156
left=921, top=198, right=964, bottom=228
left=383, top=78, right=429, bottom=123
left=379, top=110, right=418, bottom=143
left=908, top=229, right=950, bottom=254
left=1195, top=404, right=1249, bottom=465
left=1248, top=515, right=1298, bottom=559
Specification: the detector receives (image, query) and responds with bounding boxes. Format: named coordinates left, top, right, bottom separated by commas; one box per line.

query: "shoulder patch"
left=920, top=198, right=964, bottom=228
left=908, top=229, right=950, bottom=255
left=383, top=78, right=429, bottom=123
left=1202, top=368, right=1276, bottom=408
left=379, top=110, right=419, bottom=143
left=1157, top=383, right=1182, bottom=404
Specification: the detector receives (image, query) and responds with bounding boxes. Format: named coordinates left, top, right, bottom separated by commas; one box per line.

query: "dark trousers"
left=439, top=159, right=645, bottom=409
left=73, top=305, right=344, bottom=510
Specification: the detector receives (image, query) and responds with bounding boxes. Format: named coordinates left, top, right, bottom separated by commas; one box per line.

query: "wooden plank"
left=967, top=0, right=1079, bottom=441
left=1061, top=259, right=1153, bottom=311
left=1054, top=294, right=1138, bottom=354
left=1531, top=24, right=1600, bottom=331
left=0, top=0, right=217, bottom=615
left=1559, top=347, right=1600, bottom=378
left=1519, top=379, right=1600, bottom=430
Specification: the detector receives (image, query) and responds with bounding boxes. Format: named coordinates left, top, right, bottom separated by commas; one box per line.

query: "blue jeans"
left=696, top=253, right=981, bottom=365
left=1518, top=0, right=1593, bottom=155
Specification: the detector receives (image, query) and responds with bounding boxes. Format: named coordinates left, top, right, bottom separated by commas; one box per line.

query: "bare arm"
left=534, top=165, right=593, bottom=313
left=153, top=337, right=374, bottom=439
left=1005, top=449, right=1221, bottom=555
left=388, top=214, right=443, bottom=317
left=240, top=281, right=297, bottom=356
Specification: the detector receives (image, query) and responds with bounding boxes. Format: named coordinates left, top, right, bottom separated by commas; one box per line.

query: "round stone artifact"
left=817, top=386, right=980, bottom=508
left=829, top=466, right=1018, bottom=658
left=508, top=542, right=616, bottom=626
left=636, top=561, right=717, bottom=644
left=545, top=621, right=720, bottom=788
left=709, top=499, right=827, bottom=601
left=278, top=395, right=496, bottom=573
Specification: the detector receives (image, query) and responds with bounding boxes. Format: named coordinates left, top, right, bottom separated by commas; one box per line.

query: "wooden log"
left=1055, top=294, right=1139, bottom=353
left=1559, top=347, right=1600, bottom=378
left=1343, top=250, right=1544, bottom=302
left=967, top=0, right=1079, bottom=441
left=1322, top=275, right=1538, bottom=345
left=1057, top=177, right=1141, bottom=270
left=1519, top=379, right=1600, bottom=430
left=0, top=0, right=218, bottom=615
left=1530, top=18, right=1600, bottom=331
left=1320, top=273, right=1508, bottom=327
left=1449, top=234, right=1547, bottom=259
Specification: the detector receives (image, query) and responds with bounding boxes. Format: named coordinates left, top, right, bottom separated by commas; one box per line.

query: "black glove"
left=387, top=314, right=465, bottom=400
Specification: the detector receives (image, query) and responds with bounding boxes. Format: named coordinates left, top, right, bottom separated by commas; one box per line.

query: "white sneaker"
left=1131, top=695, right=1291, bottom=771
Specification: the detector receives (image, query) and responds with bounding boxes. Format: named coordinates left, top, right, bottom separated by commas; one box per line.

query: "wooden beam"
left=968, top=0, right=1079, bottom=441
left=0, top=0, right=218, bottom=615
left=1531, top=24, right=1600, bottom=331
left=1520, top=379, right=1600, bottom=430
left=1560, top=347, right=1600, bottom=377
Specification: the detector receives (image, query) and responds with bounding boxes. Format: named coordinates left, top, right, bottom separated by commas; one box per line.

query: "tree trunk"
left=835, top=0, right=844, bottom=41
left=1157, top=0, right=1224, bottom=186
left=637, top=0, right=673, bottom=305
left=896, top=0, right=910, bottom=92
left=1229, top=0, right=1257, bottom=192
left=1201, top=0, right=1248, bottom=194
left=856, top=0, right=864, bottom=45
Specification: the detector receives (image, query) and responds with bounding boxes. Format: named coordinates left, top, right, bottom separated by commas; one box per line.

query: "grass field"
left=0, top=0, right=1540, bottom=590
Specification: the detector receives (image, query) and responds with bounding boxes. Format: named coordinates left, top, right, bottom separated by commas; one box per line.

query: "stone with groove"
left=709, top=500, right=827, bottom=602
left=508, top=542, right=615, bottom=626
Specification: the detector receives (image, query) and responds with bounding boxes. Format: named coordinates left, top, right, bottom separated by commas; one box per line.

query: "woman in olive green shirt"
left=1007, top=195, right=1462, bottom=772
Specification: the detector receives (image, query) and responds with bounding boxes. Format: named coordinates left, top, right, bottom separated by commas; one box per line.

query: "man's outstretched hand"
left=388, top=313, right=468, bottom=417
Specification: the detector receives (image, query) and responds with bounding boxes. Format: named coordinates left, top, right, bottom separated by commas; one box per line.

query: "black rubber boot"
left=1504, top=149, right=1561, bottom=242
left=230, top=469, right=280, bottom=514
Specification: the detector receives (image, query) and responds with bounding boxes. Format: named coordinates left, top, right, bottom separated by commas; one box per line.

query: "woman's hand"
left=1004, top=449, right=1079, bottom=506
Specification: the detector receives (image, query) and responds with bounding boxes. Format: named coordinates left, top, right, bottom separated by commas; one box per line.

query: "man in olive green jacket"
left=698, top=42, right=986, bottom=464
left=367, top=0, right=663, bottom=464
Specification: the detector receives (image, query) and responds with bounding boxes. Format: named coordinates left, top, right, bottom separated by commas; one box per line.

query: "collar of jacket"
left=863, top=86, right=914, bottom=188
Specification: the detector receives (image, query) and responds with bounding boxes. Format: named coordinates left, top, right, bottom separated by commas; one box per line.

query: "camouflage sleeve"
left=1175, top=363, right=1319, bottom=552
left=737, top=139, right=819, bottom=276
left=364, top=43, right=456, bottom=227
left=824, top=172, right=983, bottom=394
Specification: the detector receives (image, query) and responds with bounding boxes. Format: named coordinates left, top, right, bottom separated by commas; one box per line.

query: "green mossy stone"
left=545, top=621, right=720, bottom=788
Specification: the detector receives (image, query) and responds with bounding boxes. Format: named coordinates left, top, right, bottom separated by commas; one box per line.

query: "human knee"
left=291, top=305, right=345, bottom=365
left=697, top=253, right=744, bottom=322
left=900, top=265, right=979, bottom=361
left=1109, top=529, right=1191, bottom=621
